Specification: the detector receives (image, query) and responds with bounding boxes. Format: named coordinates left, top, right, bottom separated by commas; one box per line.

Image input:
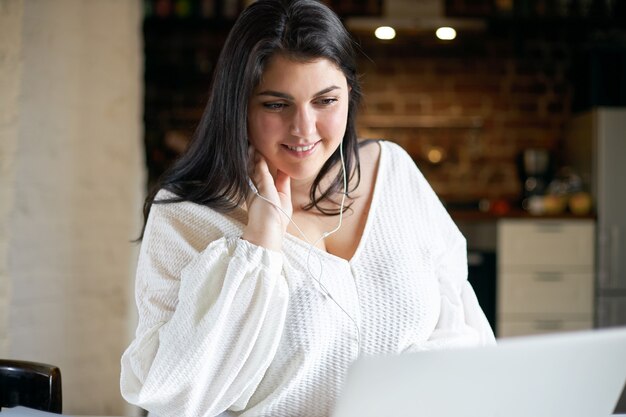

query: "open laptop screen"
left=333, top=328, right=626, bottom=417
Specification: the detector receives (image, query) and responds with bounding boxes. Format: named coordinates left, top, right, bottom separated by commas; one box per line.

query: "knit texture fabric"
left=120, top=140, right=496, bottom=417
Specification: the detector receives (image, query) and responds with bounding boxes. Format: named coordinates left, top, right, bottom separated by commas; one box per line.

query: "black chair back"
left=0, top=359, right=62, bottom=413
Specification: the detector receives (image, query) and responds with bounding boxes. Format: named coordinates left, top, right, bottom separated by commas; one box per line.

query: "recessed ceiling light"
left=375, top=26, right=396, bottom=40
left=436, top=26, right=456, bottom=40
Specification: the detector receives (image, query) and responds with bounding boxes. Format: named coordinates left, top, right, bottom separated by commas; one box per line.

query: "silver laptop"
left=332, top=328, right=626, bottom=417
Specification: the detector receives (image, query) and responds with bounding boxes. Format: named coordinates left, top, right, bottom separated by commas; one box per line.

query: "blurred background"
left=1, top=0, right=625, bottom=414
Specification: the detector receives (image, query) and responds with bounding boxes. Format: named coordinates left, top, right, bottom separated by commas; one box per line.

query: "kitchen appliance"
left=518, top=148, right=552, bottom=201
left=563, top=107, right=626, bottom=328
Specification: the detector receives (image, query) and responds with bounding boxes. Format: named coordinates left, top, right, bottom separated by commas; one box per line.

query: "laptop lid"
left=332, top=328, right=626, bottom=417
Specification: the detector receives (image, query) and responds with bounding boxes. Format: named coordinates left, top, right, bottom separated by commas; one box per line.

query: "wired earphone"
left=247, top=140, right=362, bottom=355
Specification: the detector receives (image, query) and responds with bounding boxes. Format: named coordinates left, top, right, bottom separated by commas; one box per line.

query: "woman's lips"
left=282, top=141, right=319, bottom=157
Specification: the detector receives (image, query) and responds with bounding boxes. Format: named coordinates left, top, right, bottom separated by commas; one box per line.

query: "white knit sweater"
left=120, top=140, right=495, bottom=417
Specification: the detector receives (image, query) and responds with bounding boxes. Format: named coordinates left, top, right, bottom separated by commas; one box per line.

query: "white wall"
left=0, top=0, right=144, bottom=414
left=0, top=0, right=24, bottom=357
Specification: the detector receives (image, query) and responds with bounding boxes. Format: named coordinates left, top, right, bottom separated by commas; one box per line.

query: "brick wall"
left=356, top=33, right=574, bottom=205
left=143, top=22, right=579, bottom=208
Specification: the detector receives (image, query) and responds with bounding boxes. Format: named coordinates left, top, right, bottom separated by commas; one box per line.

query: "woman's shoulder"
left=152, top=189, right=241, bottom=218
left=358, top=139, right=382, bottom=165
left=360, top=139, right=418, bottom=175
left=370, top=140, right=436, bottom=201
left=360, top=138, right=413, bottom=161
left=147, top=188, right=247, bottom=241
left=153, top=188, right=179, bottom=203
left=380, top=140, right=414, bottom=161
left=151, top=188, right=204, bottom=219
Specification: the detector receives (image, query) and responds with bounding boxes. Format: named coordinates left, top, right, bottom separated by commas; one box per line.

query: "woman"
left=120, top=0, right=495, bottom=416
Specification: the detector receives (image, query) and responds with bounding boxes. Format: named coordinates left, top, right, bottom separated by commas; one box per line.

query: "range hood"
left=345, top=0, right=486, bottom=34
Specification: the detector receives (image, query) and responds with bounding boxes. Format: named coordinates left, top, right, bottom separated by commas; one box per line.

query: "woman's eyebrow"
left=313, top=85, right=341, bottom=96
left=256, top=90, right=293, bottom=99
left=256, top=85, right=341, bottom=99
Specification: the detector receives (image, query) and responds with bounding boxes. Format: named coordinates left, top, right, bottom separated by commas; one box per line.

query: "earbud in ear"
left=248, top=177, right=259, bottom=194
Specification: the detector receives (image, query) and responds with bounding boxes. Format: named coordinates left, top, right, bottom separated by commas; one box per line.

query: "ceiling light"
left=436, top=26, right=456, bottom=40
left=375, top=26, right=396, bottom=40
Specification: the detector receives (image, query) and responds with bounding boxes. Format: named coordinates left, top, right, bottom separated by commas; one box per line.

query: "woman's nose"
left=290, top=107, right=316, bottom=138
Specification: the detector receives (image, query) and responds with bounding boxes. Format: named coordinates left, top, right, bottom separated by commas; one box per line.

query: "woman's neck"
left=289, top=177, right=317, bottom=211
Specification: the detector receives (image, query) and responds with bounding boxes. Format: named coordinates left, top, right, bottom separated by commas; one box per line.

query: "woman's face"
left=247, top=54, right=350, bottom=183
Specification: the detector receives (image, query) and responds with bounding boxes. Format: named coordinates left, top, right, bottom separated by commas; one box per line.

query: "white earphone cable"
left=249, top=141, right=361, bottom=354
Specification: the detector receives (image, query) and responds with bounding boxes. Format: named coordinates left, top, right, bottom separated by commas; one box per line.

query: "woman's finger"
left=274, top=169, right=291, bottom=200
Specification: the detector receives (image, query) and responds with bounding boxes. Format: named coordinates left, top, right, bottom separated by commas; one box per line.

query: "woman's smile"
left=282, top=141, right=320, bottom=157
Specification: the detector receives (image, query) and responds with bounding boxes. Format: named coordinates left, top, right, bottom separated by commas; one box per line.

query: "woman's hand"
left=242, top=146, right=292, bottom=252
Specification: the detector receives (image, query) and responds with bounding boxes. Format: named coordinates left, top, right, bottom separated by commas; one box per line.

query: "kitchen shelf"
left=359, top=114, right=484, bottom=129
left=450, top=208, right=596, bottom=222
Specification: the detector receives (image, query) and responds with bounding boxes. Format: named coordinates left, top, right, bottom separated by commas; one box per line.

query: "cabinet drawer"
left=498, top=271, right=593, bottom=315
left=498, top=319, right=592, bottom=338
left=498, top=220, right=594, bottom=267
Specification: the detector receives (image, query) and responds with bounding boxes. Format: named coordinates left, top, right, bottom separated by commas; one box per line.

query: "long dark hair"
left=140, top=0, right=363, bottom=237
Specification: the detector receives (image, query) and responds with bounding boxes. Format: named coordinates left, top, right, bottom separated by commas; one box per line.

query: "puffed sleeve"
left=408, top=157, right=496, bottom=350
left=120, top=197, right=289, bottom=417
left=423, top=226, right=496, bottom=349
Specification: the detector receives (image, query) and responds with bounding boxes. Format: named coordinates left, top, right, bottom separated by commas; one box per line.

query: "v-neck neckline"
left=283, top=141, right=385, bottom=266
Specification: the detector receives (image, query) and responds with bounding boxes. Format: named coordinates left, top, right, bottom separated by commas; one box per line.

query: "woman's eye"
left=263, top=102, right=287, bottom=110
left=316, top=97, right=338, bottom=106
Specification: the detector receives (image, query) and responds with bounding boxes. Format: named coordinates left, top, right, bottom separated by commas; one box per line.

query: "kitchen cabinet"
left=496, top=218, right=595, bottom=337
